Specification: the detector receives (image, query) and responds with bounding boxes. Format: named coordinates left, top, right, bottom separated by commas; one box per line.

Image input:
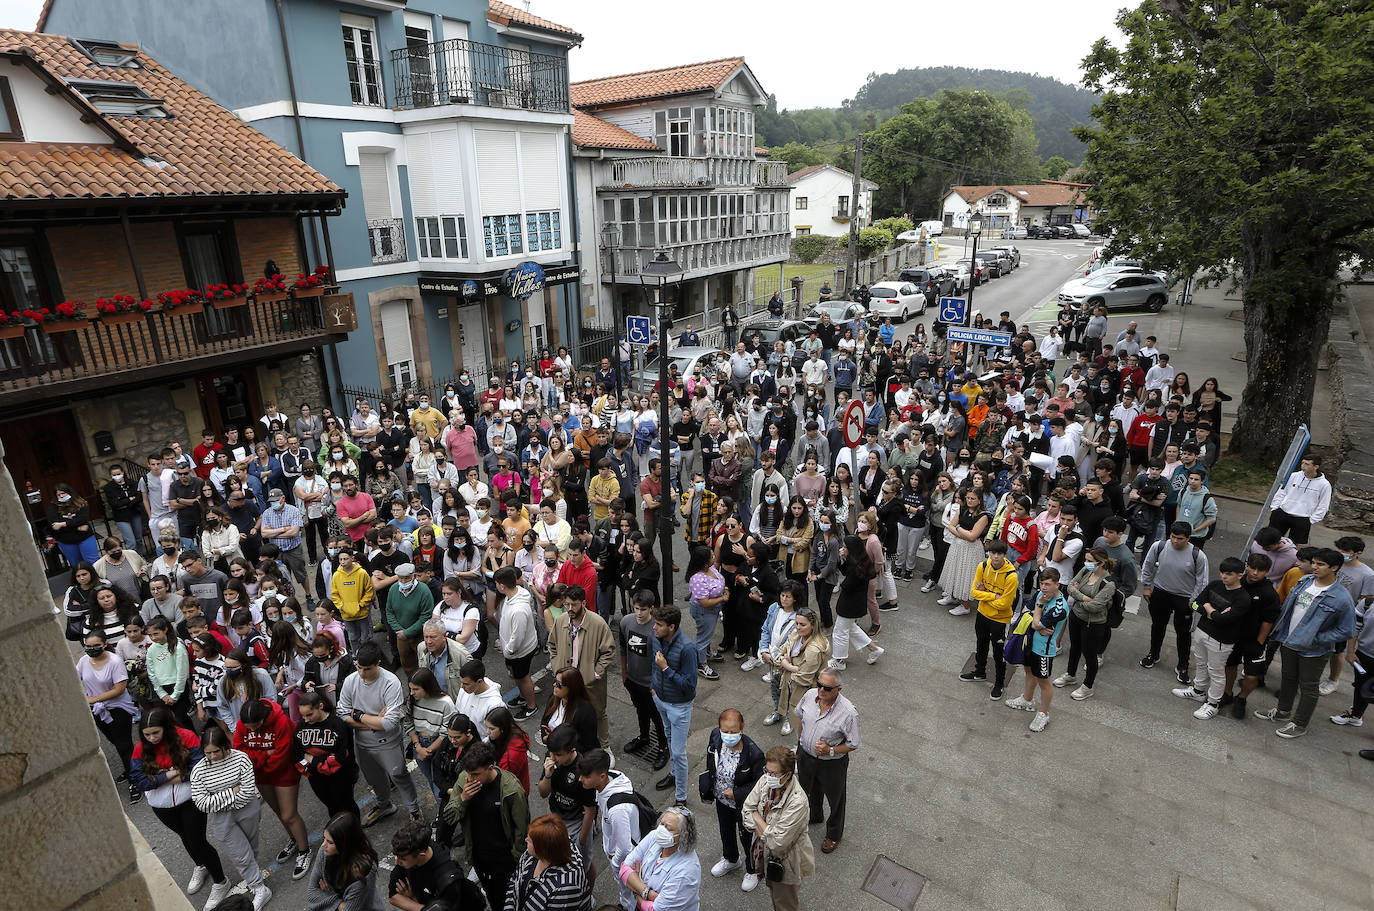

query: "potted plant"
left=93, top=294, right=153, bottom=326
left=0, top=310, right=32, bottom=339
left=205, top=282, right=250, bottom=308
left=291, top=265, right=335, bottom=299
left=42, top=300, right=88, bottom=333
left=156, top=288, right=205, bottom=315
left=253, top=274, right=289, bottom=304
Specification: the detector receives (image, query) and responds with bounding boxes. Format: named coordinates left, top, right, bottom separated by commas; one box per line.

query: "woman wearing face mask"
left=807, top=510, right=842, bottom=632
left=366, top=457, right=403, bottom=511
left=48, top=483, right=100, bottom=566
left=190, top=726, right=272, bottom=908
left=86, top=582, right=138, bottom=645
left=218, top=646, right=277, bottom=734
left=79, top=630, right=142, bottom=802
left=742, top=746, right=815, bottom=911
left=1055, top=547, right=1118, bottom=701
left=1096, top=414, right=1129, bottom=470
left=199, top=506, right=242, bottom=574
left=938, top=488, right=992, bottom=616
left=94, top=534, right=147, bottom=606
left=619, top=806, right=702, bottom=911
left=63, top=562, right=101, bottom=640
left=701, top=708, right=765, bottom=892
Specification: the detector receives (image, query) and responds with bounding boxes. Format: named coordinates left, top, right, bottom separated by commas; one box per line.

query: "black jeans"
left=973, top=611, right=1006, bottom=686
left=476, top=856, right=516, bottom=911
left=307, top=770, right=361, bottom=821
left=1352, top=651, right=1374, bottom=718
left=715, top=799, right=756, bottom=872
left=94, top=707, right=136, bottom=778
left=718, top=584, right=747, bottom=653
left=303, top=516, right=329, bottom=563
left=623, top=678, right=665, bottom=744
left=1066, top=613, right=1109, bottom=687
left=1147, top=589, right=1193, bottom=670
left=813, top=580, right=835, bottom=629
left=796, top=751, right=848, bottom=842
left=151, top=801, right=225, bottom=883
left=926, top=534, right=950, bottom=582
left=1268, top=508, right=1312, bottom=545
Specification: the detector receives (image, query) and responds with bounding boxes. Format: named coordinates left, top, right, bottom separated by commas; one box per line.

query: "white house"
left=785, top=164, right=877, bottom=237
left=942, top=183, right=1094, bottom=231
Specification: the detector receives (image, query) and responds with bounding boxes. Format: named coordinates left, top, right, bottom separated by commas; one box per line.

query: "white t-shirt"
left=1287, top=583, right=1329, bottom=635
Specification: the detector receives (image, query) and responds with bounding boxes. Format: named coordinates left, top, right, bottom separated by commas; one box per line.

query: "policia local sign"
left=418, top=262, right=579, bottom=303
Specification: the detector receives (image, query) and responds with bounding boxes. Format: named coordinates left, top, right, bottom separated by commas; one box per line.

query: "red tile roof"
left=950, top=184, right=1087, bottom=207
left=487, top=2, right=582, bottom=41
left=572, top=109, right=659, bottom=151
left=571, top=56, right=745, bottom=108
left=0, top=30, right=342, bottom=204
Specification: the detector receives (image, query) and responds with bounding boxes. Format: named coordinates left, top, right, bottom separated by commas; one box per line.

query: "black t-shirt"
left=1234, top=579, right=1282, bottom=648
left=546, top=759, right=596, bottom=820
left=171, top=478, right=202, bottom=532
left=468, top=776, right=511, bottom=863
left=388, top=852, right=464, bottom=907
left=368, top=546, right=408, bottom=578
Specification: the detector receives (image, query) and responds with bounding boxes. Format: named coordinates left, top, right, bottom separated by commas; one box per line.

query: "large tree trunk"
left=1227, top=225, right=1342, bottom=464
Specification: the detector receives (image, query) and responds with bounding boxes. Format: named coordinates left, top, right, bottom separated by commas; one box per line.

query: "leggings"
left=308, top=770, right=362, bottom=821
left=94, top=707, right=137, bottom=778
left=1065, top=613, right=1109, bottom=688
left=151, top=800, right=225, bottom=883
left=813, top=580, right=835, bottom=629
left=926, top=534, right=950, bottom=582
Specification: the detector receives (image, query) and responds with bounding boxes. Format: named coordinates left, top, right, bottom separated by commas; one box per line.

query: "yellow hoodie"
left=970, top=557, right=1019, bottom=623
left=330, top=563, right=374, bottom=621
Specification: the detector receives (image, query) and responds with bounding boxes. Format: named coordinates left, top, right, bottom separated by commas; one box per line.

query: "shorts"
left=258, top=764, right=303, bottom=789
left=485, top=577, right=499, bottom=593
left=505, top=650, right=536, bottom=679
left=1025, top=651, right=1053, bottom=680
left=1227, top=642, right=1266, bottom=677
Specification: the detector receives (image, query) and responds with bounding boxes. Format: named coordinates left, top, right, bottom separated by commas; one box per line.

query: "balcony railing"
left=832, top=205, right=851, bottom=220
left=604, top=233, right=790, bottom=278
left=390, top=37, right=569, bottom=113
left=0, top=294, right=346, bottom=405
left=595, top=157, right=790, bottom=190
left=368, top=218, right=407, bottom=264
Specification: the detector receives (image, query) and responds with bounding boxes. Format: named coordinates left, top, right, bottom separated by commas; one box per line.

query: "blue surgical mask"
left=818, top=522, right=831, bottom=532
left=720, top=731, right=742, bottom=747
left=1083, top=561, right=1097, bottom=573
left=765, top=495, right=777, bottom=504
left=694, top=482, right=705, bottom=493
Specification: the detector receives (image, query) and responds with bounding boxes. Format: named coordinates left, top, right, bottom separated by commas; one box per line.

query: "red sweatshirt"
left=1127, top=413, right=1161, bottom=449
left=556, top=556, right=598, bottom=609
left=233, top=698, right=300, bottom=787
left=1002, top=514, right=1041, bottom=565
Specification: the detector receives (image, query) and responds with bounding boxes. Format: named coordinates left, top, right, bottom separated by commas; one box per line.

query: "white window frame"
left=342, top=14, right=384, bottom=107
left=416, top=215, right=470, bottom=260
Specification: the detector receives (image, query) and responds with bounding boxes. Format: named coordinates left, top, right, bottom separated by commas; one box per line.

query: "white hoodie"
left=595, top=769, right=641, bottom=867
left=497, top=586, right=538, bottom=659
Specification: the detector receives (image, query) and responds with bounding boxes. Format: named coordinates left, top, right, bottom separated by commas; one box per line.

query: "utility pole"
left=845, top=135, right=864, bottom=293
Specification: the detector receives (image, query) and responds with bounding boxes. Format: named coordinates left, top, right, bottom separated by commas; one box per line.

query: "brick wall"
left=236, top=217, right=302, bottom=283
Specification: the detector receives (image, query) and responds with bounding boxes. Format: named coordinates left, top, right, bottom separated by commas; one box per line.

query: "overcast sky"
left=0, top=0, right=1127, bottom=108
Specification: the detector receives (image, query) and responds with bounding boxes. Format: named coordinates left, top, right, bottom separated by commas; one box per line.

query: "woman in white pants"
left=190, top=726, right=272, bottom=909
left=828, top=535, right=884, bottom=670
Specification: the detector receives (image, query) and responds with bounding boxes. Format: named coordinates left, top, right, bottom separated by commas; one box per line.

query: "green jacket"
left=385, top=583, right=434, bottom=640
left=444, top=767, right=529, bottom=865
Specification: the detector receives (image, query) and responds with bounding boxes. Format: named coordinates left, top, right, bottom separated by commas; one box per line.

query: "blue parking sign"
left=626, top=315, right=652, bottom=345
left=938, top=297, right=967, bottom=325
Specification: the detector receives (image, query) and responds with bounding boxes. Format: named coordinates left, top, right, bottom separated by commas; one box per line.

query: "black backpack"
left=1107, top=588, right=1127, bottom=628
left=607, top=789, right=659, bottom=842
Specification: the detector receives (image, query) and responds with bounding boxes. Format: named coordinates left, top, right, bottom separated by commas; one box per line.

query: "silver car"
left=1058, top=272, right=1169, bottom=312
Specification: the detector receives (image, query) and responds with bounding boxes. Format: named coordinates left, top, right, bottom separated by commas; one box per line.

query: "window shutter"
left=380, top=300, right=413, bottom=366
left=406, top=133, right=435, bottom=216
left=476, top=129, right=519, bottom=213
left=430, top=128, right=464, bottom=214
left=357, top=152, right=392, bottom=219
left=519, top=132, right=559, bottom=210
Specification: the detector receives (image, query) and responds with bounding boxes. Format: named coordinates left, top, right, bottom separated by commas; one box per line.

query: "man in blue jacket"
left=650, top=604, right=699, bottom=802
left=1254, top=548, right=1356, bottom=739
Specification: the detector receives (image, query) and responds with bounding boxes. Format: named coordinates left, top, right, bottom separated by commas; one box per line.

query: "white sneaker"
left=252, top=884, right=272, bottom=911
left=866, top=646, right=885, bottom=665
left=205, top=881, right=230, bottom=909
left=1029, top=711, right=1050, bottom=732
left=1096, top=654, right=1108, bottom=669
left=1319, top=678, right=1339, bottom=696
left=947, top=605, right=971, bottom=616
left=1070, top=685, right=1094, bottom=701
left=740, top=656, right=763, bottom=672
left=1330, top=711, right=1364, bottom=726
left=711, top=857, right=741, bottom=877
left=920, top=580, right=935, bottom=593
left=1005, top=696, right=1036, bottom=711
left=781, top=720, right=793, bottom=735
left=186, top=867, right=208, bottom=895
left=762, top=711, right=782, bottom=726
left=919, top=539, right=931, bottom=550
left=741, top=873, right=761, bottom=892
left=1171, top=686, right=1207, bottom=703
left=1052, top=673, right=1078, bottom=688
left=827, top=658, right=848, bottom=671
left=937, top=594, right=957, bottom=606
left=1193, top=703, right=1219, bottom=720
left=761, top=670, right=775, bottom=683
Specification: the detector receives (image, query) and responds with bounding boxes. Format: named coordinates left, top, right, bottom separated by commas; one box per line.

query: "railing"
left=832, top=205, right=852, bottom=220
left=368, top=218, right=407, bottom=265
left=595, top=157, right=789, bottom=189
left=0, top=294, right=340, bottom=402
left=390, top=37, right=569, bottom=113
left=338, top=373, right=506, bottom=412
left=605, top=234, right=791, bottom=278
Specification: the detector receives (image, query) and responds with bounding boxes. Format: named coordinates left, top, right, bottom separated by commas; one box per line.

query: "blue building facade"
left=41, top=0, right=585, bottom=403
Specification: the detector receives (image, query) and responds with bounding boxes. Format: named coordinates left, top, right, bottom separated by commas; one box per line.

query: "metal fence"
left=338, top=372, right=494, bottom=411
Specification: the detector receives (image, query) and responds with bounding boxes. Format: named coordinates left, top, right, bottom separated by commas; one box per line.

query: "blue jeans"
left=652, top=694, right=693, bottom=801
left=58, top=536, right=101, bottom=567
left=115, top=517, right=145, bottom=554
left=415, top=734, right=444, bottom=805
left=416, top=483, right=432, bottom=510
left=690, top=600, right=719, bottom=663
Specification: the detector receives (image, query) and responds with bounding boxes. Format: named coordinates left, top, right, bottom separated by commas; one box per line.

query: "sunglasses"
left=818, top=683, right=838, bottom=692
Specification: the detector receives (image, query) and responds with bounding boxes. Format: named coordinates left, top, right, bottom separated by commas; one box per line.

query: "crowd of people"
left=55, top=296, right=1373, bottom=911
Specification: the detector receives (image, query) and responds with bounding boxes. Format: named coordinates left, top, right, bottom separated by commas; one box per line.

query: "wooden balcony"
left=595, top=157, right=790, bottom=190
left=0, top=293, right=351, bottom=407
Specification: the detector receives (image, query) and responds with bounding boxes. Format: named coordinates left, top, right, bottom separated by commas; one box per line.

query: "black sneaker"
left=127, top=782, right=142, bottom=805
left=277, top=844, right=296, bottom=864
left=990, top=686, right=1004, bottom=700
left=959, top=671, right=987, bottom=682
left=292, top=851, right=311, bottom=880
left=514, top=704, right=537, bottom=721
left=699, top=666, right=720, bottom=680
left=508, top=696, right=528, bottom=709
left=623, top=737, right=648, bottom=754
left=1175, top=668, right=1190, bottom=685
left=1219, top=692, right=1235, bottom=707
left=1231, top=697, right=1246, bottom=720
left=1139, top=655, right=1157, bottom=669
left=879, top=602, right=901, bottom=613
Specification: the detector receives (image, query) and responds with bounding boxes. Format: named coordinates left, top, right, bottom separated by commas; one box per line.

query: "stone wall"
left=71, top=384, right=195, bottom=477
left=260, top=350, right=327, bottom=416
left=1327, top=301, right=1374, bottom=526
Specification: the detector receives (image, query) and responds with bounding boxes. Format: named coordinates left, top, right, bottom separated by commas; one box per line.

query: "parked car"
left=988, top=245, right=1021, bottom=269
left=974, top=250, right=1006, bottom=278
left=1003, top=225, right=1028, bottom=239
left=865, top=282, right=926, bottom=322
left=920, top=219, right=944, bottom=237
left=1070, top=223, right=1092, bottom=238
left=633, top=346, right=718, bottom=390
left=949, top=261, right=975, bottom=292
left=897, top=266, right=955, bottom=302
left=1057, top=272, right=1168, bottom=312
left=1053, top=225, right=1075, bottom=239
left=1026, top=224, right=1054, bottom=239
left=804, top=300, right=869, bottom=335
left=956, top=258, right=988, bottom=285
left=749, top=319, right=813, bottom=369
left=896, top=229, right=923, bottom=244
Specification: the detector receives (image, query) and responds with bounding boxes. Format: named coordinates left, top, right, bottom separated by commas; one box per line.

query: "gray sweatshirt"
left=336, top=667, right=406, bottom=751
left=1140, top=540, right=1209, bottom=599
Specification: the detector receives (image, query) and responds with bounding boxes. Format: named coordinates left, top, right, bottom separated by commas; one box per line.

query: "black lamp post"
left=962, top=213, right=983, bottom=370
left=601, top=223, right=623, bottom=400
left=640, top=249, right=684, bottom=603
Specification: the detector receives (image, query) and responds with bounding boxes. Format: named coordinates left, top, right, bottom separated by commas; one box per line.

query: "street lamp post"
left=601, top=223, right=623, bottom=401
left=962, top=214, right=983, bottom=371
left=641, top=249, right=684, bottom=603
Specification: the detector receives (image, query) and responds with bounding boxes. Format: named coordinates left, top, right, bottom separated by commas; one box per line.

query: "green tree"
left=857, top=227, right=894, bottom=257
left=768, top=142, right=826, bottom=173
left=1042, top=155, right=1073, bottom=181
left=1076, top=0, right=1374, bottom=462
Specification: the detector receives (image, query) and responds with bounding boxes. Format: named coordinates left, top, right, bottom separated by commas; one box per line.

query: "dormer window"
left=72, top=39, right=140, bottom=69
left=0, top=77, right=21, bottom=141
left=68, top=79, right=168, bottom=118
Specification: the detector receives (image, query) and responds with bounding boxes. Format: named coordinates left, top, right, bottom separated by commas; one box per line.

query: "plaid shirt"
left=261, top=502, right=303, bottom=551
left=679, top=489, right=718, bottom=544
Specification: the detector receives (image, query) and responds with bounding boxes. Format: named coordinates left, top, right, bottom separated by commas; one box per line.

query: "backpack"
left=469, top=600, right=490, bottom=661
left=1125, top=501, right=1156, bottom=535
left=1147, top=540, right=1202, bottom=584
left=1107, top=588, right=1127, bottom=629
left=607, top=789, right=659, bottom=842
left=1195, top=493, right=1217, bottom=541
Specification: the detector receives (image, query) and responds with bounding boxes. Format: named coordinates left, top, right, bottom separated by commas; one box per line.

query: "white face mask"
left=650, top=825, right=677, bottom=847
left=761, top=773, right=782, bottom=790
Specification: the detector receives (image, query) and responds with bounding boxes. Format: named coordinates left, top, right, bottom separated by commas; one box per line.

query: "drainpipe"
left=274, top=0, right=322, bottom=266
left=565, top=124, right=583, bottom=355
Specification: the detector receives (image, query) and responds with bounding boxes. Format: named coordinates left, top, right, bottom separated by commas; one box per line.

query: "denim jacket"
left=757, top=602, right=798, bottom=658
left=1271, top=576, right=1356, bottom=657
left=651, top=629, right=699, bottom=704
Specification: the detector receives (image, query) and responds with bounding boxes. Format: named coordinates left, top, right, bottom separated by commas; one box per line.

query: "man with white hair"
left=415, top=619, right=471, bottom=702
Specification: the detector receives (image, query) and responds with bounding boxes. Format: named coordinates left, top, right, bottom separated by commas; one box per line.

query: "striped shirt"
left=190, top=750, right=259, bottom=813
left=193, top=656, right=225, bottom=707
left=403, top=694, right=456, bottom=741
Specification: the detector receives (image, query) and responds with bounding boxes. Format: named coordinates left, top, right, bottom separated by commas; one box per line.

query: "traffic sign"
left=938, top=297, right=967, bottom=325
left=946, top=327, right=1013, bottom=347
left=841, top=399, right=865, bottom=448
left=626, top=315, right=652, bottom=345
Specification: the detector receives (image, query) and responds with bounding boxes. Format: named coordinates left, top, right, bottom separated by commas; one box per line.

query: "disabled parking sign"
left=938, top=297, right=967, bottom=325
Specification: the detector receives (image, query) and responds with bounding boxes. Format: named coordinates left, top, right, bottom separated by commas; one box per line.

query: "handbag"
left=766, top=853, right=786, bottom=882
left=1002, top=610, right=1035, bottom=665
